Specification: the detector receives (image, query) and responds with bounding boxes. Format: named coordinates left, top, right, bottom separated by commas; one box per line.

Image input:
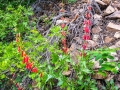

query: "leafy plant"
left=89, top=48, right=120, bottom=76
left=0, top=5, right=33, bottom=43
left=102, top=79, right=118, bottom=90
left=0, top=42, right=26, bottom=89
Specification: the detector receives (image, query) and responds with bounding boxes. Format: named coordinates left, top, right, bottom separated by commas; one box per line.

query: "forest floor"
left=31, top=0, right=120, bottom=89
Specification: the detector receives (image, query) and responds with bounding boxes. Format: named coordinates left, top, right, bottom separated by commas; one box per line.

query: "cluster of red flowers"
left=16, top=34, right=38, bottom=73
left=15, top=33, right=43, bottom=90
left=59, top=6, right=68, bottom=54
left=16, top=83, right=22, bottom=90
left=60, top=18, right=68, bottom=54
left=59, top=4, right=68, bottom=54
left=80, top=5, right=92, bottom=57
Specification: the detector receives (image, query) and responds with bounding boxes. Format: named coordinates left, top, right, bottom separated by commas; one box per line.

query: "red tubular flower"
left=60, top=23, right=66, bottom=28
left=83, top=26, right=89, bottom=33
left=61, top=31, right=66, bottom=36
left=18, top=46, right=21, bottom=52
left=40, top=72, right=43, bottom=78
left=12, top=73, right=15, bottom=78
left=60, top=8, right=65, bottom=12
left=21, top=50, right=26, bottom=57
left=18, top=87, right=22, bottom=90
left=82, top=34, right=90, bottom=40
left=85, top=12, right=91, bottom=19
left=88, top=6, right=92, bottom=10
left=31, top=67, right=38, bottom=73
left=62, top=46, right=68, bottom=54
left=16, top=38, right=19, bottom=43
left=83, top=20, right=87, bottom=25
left=16, top=83, right=19, bottom=87
left=26, top=62, right=33, bottom=70
left=61, top=38, right=66, bottom=45
left=79, top=52, right=86, bottom=57
left=82, top=44, right=87, bottom=50
left=87, top=20, right=91, bottom=25
left=22, top=56, right=29, bottom=64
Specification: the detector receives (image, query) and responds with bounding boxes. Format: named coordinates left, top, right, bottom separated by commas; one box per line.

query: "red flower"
left=12, top=73, right=15, bottom=78
left=82, top=34, right=90, bottom=40
left=21, top=50, right=26, bottom=57
left=83, top=20, right=87, bottom=25
left=18, top=46, right=21, bottom=52
left=40, top=72, right=43, bottom=78
left=88, top=6, right=92, bottom=10
left=26, top=62, right=33, bottom=70
left=16, top=83, right=19, bottom=87
left=79, top=52, right=86, bottom=57
left=22, top=56, right=29, bottom=64
left=83, top=26, right=89, bottom=33
left=16, top=38, right=19, bottom=43
left=60, top=23, right=66, bottom=28
left=61, top=31, right=66, bottom=36
left=87, top=20, right=91, bottom=25
left=85, top=12, right=91, bottom=19
left=18, top=87, right=22, bottom=90
left=61, top=38, right=66, bottom=45
left=60, top=8, right=65, bottom=12
left=62, top=46, right=68, bottom=54
left=31, top=67, right=38, bottom=73
left=82, top=44, right=87, bottom=50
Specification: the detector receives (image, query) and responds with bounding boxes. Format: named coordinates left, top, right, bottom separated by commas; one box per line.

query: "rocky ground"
left=31, top=0, right=120, bottom=89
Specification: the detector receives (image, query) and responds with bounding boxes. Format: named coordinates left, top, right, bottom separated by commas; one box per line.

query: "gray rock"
left=114, top=32, right=120, bottom=39
left=106, top=11, right=120, bottom=19
left=106, top=22, right=120, bottom=32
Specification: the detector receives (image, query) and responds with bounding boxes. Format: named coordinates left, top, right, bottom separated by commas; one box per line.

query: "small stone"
left=56, top=19, right=69, bottom=25
left=106, top=11, right=120, bottom=19
left=79, top=9, right=83, bottom=13
left=114, top=32, right=120, bottom=39
left=92, top=34, right=99, bottom=42
left=62, top=70, right=72, bottom=76
left=109, top=45, right=116, bottom=49
left=87, top=40, right=98, bottom=48
left=104, top=36, right=114, bottom=43
left=106, top=22, right=120, bottom=32
left=94, top=14, right=102, bottom=20
left=92, top=26, right=102, bottom=34
left=115, top=40, right=120, bottom=47
left=104, top=5, right=115, bottom=15
left=93, top=14, right=102, bottom=25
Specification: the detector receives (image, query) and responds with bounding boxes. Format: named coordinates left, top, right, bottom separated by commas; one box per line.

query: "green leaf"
left=45, top=74, right=53, bottom=83
left=0, top=74, right=5, bottom=79
left=107, top=55, right=114, bottom=60
left=57, top=79, right=63, bottom=86
left=118, top=63, right=120, bottom=68
left=95, top=54, right=102, bottom=61
left=97, top=71, right=107, bottom=77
